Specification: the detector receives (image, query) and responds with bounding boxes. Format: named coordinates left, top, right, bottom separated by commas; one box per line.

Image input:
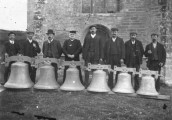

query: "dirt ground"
left=0, top=84, right=171, bottom=120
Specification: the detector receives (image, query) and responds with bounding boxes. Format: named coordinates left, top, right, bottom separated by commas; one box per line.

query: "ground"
left=0, top=84, right=171, bottom=120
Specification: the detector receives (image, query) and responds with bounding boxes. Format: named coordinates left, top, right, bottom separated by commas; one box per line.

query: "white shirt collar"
left=28, top=39, right=33, bottom=43
left=153, top=42, right=157, bottom=48
left=48, top=39, right=53, bottom=43
left=91, top=34, right=96, bottom=38
left=132, top=40, right=135, bottom=44
left=9, top=40, right=14, bottom=44
left=112, top=37, right=116, bottom=42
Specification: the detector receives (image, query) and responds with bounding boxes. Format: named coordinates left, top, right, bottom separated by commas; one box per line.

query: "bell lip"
left=112, top=90, right=135, bottom=94
left=33, top=85, right=59, bottom=89
left=87, top=87, right=111, bottom=92
left=4, top=85, right=34, bottom=89
left=60, top=86, right=85, bottom=91
left=136, top=92, right=159, bottom=96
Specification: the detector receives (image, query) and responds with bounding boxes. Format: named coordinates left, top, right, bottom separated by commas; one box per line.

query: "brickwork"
left=27, top=0, right=165, bottom=47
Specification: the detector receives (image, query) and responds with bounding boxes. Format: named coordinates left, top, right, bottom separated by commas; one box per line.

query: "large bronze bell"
left=34, top=65, right=59, bottom=89
left=60, top=67, right=85, bottom=91
left=87, top=70, right=111, bottom=92
left=136, top=75, right=159, bottom=96
left=112, top=72, right=135, bottom=93
left=4, top=62, right=34, bottom=88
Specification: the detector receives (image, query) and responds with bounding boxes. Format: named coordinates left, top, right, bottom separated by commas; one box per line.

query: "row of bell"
left=4, top=62, right=159, bottom=96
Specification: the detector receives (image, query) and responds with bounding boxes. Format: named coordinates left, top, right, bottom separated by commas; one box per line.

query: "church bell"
left=87, top=70, right=111, bottom=92
left=136, top=75, right=159, bottom=96
left=4, top=62, right=34, bottom=88
left=34, top=65, right=59, bottom=89
left=60, top=67, right=85, bottom=91
left=112, top=72, right=135, bottom=93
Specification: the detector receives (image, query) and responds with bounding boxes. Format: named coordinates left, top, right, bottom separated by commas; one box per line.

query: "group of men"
left=3, top=25, right=166, bottom=92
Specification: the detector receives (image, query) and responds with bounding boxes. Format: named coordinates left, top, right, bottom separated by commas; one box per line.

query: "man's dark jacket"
left=4, top=40, right=21, bottom=56
left=21, top=40, right=40, bottom=57
left=43, top=40, right=62, bottom=59
left=82, top=34, right=103, bottom=61
left=63, top=39, right=82, bottom=61
left=124, top=39, right=144, bottom=66
left=144, top=42, right=166, bottom=67
left=104, top=37, right=125, bottom=63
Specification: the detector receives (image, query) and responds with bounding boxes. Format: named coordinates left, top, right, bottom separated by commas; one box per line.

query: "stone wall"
left=27, top=0, right=164, bottom=47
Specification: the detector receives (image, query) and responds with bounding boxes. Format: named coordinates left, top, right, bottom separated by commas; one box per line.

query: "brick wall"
left=27, top=0, right=165, bottom=48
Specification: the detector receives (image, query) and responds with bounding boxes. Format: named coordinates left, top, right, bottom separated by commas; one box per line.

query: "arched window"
left=82, top=0, right=121, bottom=13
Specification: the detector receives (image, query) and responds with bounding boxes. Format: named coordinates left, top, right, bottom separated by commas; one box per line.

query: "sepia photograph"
left=0, top=0, right=172, bottom=120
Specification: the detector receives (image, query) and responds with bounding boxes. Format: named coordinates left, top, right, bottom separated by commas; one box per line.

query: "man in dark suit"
left=21, top=31, right=41, bottom=83
left=82, top=25, right=104, bottom=87
left=62, top=30, right=83, bottom=84
left=4, top=32, right=21, bottom=83
left=42, top=29, right=62, bottom=80
left=125, top=32, right=144, bottom=91
left=144, top=33, right=166, bottom=92
left=104, top=28, right=125, bottom=89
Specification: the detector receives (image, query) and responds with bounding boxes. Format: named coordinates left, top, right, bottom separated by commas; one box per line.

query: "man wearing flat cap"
left=82, top=25, right=104, bottom=87
left=124, top=32, right=144, bottom=91
left=62, top=30, right=83, bottom=84
left=104, top=28, right=125, bottom=89
left=42, top=29, right=62, bottom=80
left=144, top=33, right=166, bottom=92
left=4, top=32, right=21, bottom=83
left=21, top=31, right=41, bottom=83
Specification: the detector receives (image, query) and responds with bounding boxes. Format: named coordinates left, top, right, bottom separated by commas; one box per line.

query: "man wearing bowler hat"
left=42, top=29, right=62, bottom=80
left=62, top=30, right=83, bottom=84
left=4, top=32, right=21, bottom=83
left=144, top=33, right=166, bottom=92
left=82, top=25, right=104, bottom=87
left=21, top=31, right=41, bottom=83
left=124, top=32, right=144, bottom=91
left=104, top=28, right=125, bottom=89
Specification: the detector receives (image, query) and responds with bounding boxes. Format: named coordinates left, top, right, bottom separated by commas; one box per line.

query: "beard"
left=91, top=31, right=95, bottom=34
left=112, top=34, right=116, bottom=38
left=152, top=39, right=156, bottom=42
left=48, top=37, right=52, bottom=40
left=131, top=37, right=135, bottom=41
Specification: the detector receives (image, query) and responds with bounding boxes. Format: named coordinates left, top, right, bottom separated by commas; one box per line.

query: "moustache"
left=152, top=39, right=156, bottom=42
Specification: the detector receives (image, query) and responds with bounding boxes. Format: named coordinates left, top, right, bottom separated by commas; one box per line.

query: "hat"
left=27, top=31, right=34, bottom=34
left=89, top=25, right=97, bottom=29
left=111, top=28, right=118, bottom=31
left=69, top=30, right=77, bottom=34
left=130, top=32, right=137, bottom=35
left=8, top=32, right=16, bottom=36
left=151, top=33, right=159, bottom=37
left=46, top=29, right=55, bottom=35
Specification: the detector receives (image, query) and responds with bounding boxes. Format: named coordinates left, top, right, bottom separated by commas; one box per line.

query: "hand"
left=5, top=53, right=8, bottom=57
left=120, top=59, right=124, bottom=64
left=70, top=55, right=74, bottom=58
left=159, top=62, right=163, bottom=67
left=148, top=50, right=152, bottom=54
left=67, top=54, right=71, bottom=58
left=33, top=43, right=36, bottom=48
left=18, top=54, right=23, bottom=56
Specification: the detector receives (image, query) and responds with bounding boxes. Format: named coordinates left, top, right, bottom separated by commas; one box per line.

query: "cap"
left=8, top=32, right=16, bottom=36
left=111, top=28, right=119, bottom=31
left=69, top=30, right=77, bottom=34
left=130, top=32, right=137, bottom=35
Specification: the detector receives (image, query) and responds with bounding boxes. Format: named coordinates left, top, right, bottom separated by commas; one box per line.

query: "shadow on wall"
left=81, top=24, right=111, bottom=45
